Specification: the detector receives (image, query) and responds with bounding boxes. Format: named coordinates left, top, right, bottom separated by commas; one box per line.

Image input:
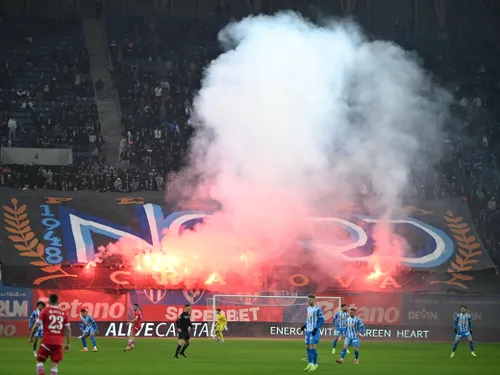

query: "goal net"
left=206, top=295, right=342, bottom=339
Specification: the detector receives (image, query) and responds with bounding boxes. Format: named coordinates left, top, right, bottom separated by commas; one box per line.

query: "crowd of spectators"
left=0, top=160, right=163, bottom=192
left=108, top=17, right=219, bottom=172
left=0, top=17, right=103, bottom=159
left=1, top=10, right=500, bottom=265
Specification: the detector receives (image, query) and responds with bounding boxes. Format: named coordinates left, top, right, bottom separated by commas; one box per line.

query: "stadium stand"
left=0, top=17, right=101, bottom=160
left=0, top=3, right=499, bottom=267
left=106, top=16, right=212, bottom=173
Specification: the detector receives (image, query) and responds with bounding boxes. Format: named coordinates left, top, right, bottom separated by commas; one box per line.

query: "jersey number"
left=48, top=315, right=64, bottom=330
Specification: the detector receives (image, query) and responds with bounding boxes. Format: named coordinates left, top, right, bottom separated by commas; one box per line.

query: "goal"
left=207, top=295, right=342, bottom=339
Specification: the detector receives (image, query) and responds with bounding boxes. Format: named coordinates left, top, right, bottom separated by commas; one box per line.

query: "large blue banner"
left=0, top=189, right=495, bottom=292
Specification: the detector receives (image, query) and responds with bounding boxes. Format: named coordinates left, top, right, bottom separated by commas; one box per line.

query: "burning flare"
left=367, top=264, right=384, bottom=280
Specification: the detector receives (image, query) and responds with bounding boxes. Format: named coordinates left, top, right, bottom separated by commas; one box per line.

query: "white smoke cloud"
left=188, top=13, right=448, bottom=210
left=102, top=13, right=451, bottom=278
left=179, top=12, right=451, bottom=269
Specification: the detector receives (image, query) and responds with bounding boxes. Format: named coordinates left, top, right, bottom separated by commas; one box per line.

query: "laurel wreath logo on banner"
left=431, top=211, right=481, bottom=289
left=3, top=198, right=77, bottom=285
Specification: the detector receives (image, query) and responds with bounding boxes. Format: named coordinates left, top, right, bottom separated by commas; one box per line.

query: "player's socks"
left=311, top=349, right=318, bottom=365
left=33, top=342, right=38, bottom=352
left=90, top=336, right=97, bottom=348
left=81, top=337, right=87, bottom=349
left=469, top=342, right=474, bottom=352
left=123, top=339, right=134, bottom=351
left=50, top=368, right=57, bottom=375
left=333, top=339, right=337, bottom=349
left=340, top=348, right=347, bottom=360
left=306, top=348, right=313, bottom=365
left=343, top=340, right=350, bottom=354
left=175, top=344, right=182, bottom=357
left=36, top=362, right=45, bottom=375
left=180, top=344, right=189, bottom=356
left=354, top=350, right=359, bottom=360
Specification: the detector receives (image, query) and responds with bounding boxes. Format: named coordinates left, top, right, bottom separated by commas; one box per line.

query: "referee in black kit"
left=174, top=304, right=193, bottom=359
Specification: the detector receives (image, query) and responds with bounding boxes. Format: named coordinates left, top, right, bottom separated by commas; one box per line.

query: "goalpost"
left=207, top=295, right=342, bottom=339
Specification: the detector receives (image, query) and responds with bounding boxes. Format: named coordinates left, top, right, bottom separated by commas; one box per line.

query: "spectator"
left=487, top=197, right=496, bottom=212
left=95, top=0, right=103, bottom=19
left=154, top=127, right=162, bottom=141
left=118, top=137, right=127, bottom=161
left=7, top=117, right=17, bottom=139
left=89, top=131, right=96, bottom=148
left=460, top=96, right=468, bottom=107
left=154, top=84, right=162, bottom=99
left=160, top=78, right=170, bottom=91
left=482, top=135, right=489, bottom=147
left=75, top=73, right=82, bottom=89
left=114, top=177, right=122, bottom=192
left=95, top=79, right=104, bottom=100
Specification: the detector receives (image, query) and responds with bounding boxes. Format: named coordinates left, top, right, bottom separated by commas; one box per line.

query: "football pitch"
left=0, top=338, right=498, bottom=375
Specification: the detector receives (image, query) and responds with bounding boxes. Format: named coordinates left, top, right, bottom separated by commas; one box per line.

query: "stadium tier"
left=0, top=17, right=99, bottom=161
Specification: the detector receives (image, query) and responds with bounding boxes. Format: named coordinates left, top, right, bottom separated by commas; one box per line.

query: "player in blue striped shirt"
left=300, top=295, right=325, bottom=372
left=451, top=305, right=476, bottom=358
left=336, top=308, right=365, bottom=365
left=78, top=309, right=99, bottom=352
left=28, top=301, right=46, bottom=358
left=332, top=304, right=350, bottom=355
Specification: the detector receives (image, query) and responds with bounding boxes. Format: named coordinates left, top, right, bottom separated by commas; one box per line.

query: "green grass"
left=0, top=338, right=498, bottom=375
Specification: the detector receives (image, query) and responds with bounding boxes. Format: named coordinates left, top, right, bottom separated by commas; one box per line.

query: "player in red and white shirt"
left=123, top=303, right=143, bottom=351
left=29, top=293, right=71, bottom=375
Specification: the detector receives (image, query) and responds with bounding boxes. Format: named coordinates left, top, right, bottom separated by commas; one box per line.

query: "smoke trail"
left=99, top=13, right=450, bottom=283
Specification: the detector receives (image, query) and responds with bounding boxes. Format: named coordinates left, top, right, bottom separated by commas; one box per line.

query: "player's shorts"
left=83, top=327, right=97, bottom=336
left=344, top=337, right=361, bottom=347
left=455, top=331, right=472, bottom=341
left=215, top=325, right=224, bottom=332
left=178, top=330, right=190, bottom=341
left=333, top=329, right=346, bottom=337
left=34, top=329, right=43, bottom=339
left=305, top=331, right=320, bottom=345
left=132, top=325, right=141, bottom=336
left=37, top=343, right=63, bottom=363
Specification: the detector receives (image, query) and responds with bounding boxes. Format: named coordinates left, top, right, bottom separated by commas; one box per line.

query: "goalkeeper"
left=214, top=309, right=227, bottom=343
